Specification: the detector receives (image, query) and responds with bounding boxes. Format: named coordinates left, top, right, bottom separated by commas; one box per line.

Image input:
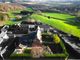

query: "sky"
left=0, top=0, right=79, bottom=2
left=30, top=0, right=78, bottom=1
left=30, top=0, right=80, bottom=1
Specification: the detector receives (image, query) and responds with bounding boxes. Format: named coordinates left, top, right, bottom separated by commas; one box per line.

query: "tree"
left=53, top=34, right=60, bottom=44
left=76, top=10, right=80, bottom=17
left=74, top=10, right=80, bottom=22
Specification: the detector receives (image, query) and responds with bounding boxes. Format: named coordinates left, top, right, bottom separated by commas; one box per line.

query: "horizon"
left=0, top=0, right=79, bottom=2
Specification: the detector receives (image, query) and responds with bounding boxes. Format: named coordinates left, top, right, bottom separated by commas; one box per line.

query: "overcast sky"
left=29, top=0, right=80, bottom=2
left=30, top=0, right=78, bottom=1
left=0, top=0, right=79, bottom=2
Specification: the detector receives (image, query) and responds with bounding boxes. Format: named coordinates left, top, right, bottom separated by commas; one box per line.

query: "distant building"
left=0, top=0, right=15, bottom=3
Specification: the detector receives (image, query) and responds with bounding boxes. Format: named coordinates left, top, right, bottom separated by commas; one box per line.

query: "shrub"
left=0, top=13, right=9, bottom=21
left=53, top=34, right=60, bottom=44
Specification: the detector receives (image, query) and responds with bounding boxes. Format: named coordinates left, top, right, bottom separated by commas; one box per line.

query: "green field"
left=42, top=12, right=75, bottom=20
left=4, top=8, right=32, bottom=25
left=31, top=13, right=80, bottom=38
left=2, top=8, right=80, bottom=38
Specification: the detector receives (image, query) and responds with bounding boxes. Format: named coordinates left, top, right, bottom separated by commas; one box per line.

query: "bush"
left=0, top=13, right=9, bottom=21
left=53, top=34, right=60, bottom=44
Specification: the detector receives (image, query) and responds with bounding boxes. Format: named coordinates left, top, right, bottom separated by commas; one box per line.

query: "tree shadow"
left=64, top=18, right=80, bottom=29
left=44, top=15, right=80, bottom=29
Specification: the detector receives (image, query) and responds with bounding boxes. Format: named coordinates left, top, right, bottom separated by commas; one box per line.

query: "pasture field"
left=31, top=13, right=80, bottom=38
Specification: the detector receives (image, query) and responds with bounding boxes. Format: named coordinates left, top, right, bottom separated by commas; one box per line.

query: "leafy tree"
left=0, top=13, right=9, bottom=21
left=75, top=10, right=80, bottom=20
left=53, top=34, right=60, bottom=44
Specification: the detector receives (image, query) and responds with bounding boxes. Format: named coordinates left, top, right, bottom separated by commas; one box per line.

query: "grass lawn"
left=26, top=8, right=33, bottom=12
left=42, top=12, right=80, bottom=28
left=4, top=9, right=30, bottom=25
left=5, top=20, right=22, bottom=25
left=10, top=48, right=31, bottom=58
left=42, top=12, right=75, bottom=20
left=31, top=13, right=80, bottom=38
left=7, top=8, right=33, bottom=19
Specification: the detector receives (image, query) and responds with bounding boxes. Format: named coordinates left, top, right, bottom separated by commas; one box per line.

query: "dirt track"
left=0, top=21, right=5, bottom=26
